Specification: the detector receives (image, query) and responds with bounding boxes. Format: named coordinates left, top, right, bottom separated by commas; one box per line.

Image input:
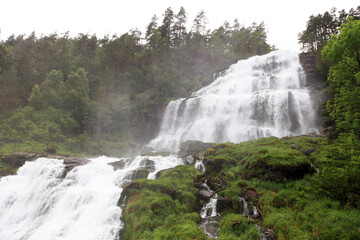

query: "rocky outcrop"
left=178, top=140, right=215, bottom=158
left=0, top=152, right=89, bottom=177
left=299, top=53, right=327, bottom=90
left=299, top=53, right=329, bottom=128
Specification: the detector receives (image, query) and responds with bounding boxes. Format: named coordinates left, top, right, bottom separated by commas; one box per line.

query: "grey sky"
left=1, top=0, right=359, bottom=52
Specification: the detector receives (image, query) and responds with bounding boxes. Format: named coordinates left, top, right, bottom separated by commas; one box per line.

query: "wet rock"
left=108, top=159, right=128, bottom=170
left=184, top=155, right=195, bottom=165
left=61, top=157, right=90, bottom=175
left=303, top=148, right=317, bottom=156
left=216, top=198, right=232, bottom=213
left=258, top=225, right=277, bottom=240
left=199, top=217, right=221, bottom=239
left=139, top=159, right=155, bottom=171
left=125, top=168, right=150, bottom=181
left=178, top=140, right=215, bottom=157
left=198, top=189, right=213, bottom=200
left=119, top=181, right=141, bottom=206
left=243, top=189, right=258, bottom=201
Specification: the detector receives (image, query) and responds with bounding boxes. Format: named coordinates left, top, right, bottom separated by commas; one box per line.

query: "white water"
left=194, top=157, right=206, bottom=173
left=0, top=50, right=319, bottom=239
left=0, top=155, right=183, bottom=240
left=199, top=182, right=220, bottom=239
left=148, top=50, right=318, bottom=152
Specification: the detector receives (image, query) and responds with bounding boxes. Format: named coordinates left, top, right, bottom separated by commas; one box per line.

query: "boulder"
left=139, top=159, right=155, bottom=171
left=198, top=189, right=213, bottom=200
left=178, top=140, right=215, bottom=157
left=216, top=198, right=232, bottom=213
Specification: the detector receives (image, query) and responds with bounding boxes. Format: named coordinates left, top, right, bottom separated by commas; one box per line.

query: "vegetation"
left=121, top=136, right=360, bottom=239
left=121, top=165, right=207, bottom=240
left=0, top=7, right=272, bottom=156
left=321, top=17, right=360, bottom=144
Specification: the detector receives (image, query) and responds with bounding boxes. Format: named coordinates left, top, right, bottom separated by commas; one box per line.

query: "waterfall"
left=0, top=155, right=183, bottom=240
left=148, top=50, right=318, bottom=152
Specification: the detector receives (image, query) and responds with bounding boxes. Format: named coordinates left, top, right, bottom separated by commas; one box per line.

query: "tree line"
left=0, top=7, right=272, bottom=155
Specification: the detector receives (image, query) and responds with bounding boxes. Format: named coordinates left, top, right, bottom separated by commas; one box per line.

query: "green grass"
left=121, top=165, right=207, bottom=240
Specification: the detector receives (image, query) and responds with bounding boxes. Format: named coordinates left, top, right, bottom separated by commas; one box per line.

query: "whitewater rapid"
left=0, top=156, right=183, bottom=240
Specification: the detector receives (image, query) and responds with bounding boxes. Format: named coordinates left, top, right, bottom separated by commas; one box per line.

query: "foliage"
left=0, top=7, right=273, bottom=156
left=121, top=165, right=206, bottom=240
left=218, top=214, right=260, bottom=240
left=298, top=6, right=360, bottom=53
left=321, top=17, right=360, bottom=143
left=200, top=136, right=360, bottom=240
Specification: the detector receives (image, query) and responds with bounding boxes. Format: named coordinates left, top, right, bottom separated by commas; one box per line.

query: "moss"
left=198, top=136, right=360, bottom=239
left=121, top=165, right=206, bottom=239
left=218, top=214, right=260, bottom=240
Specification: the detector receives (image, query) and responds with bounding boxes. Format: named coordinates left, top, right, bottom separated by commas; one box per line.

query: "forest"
left=0, top=7, right=272, bottom=156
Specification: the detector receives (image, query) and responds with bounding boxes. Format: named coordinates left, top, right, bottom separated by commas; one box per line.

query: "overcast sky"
left=1, top=0, right=359, bottom=52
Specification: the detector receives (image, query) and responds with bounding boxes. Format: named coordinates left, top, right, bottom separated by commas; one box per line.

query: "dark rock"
left=303, top=148, right=317, bottom=156
left=118, top=181, right=141, bottom=206
left=45, top=147, right=56, bottom=154
left=139, top=159, right=155, bottom=171
left=125, top=168, right=149, bottom=181
left=258, top=225, right=277, bottom=240
left=243, top=189, right=258, bottom=201
left=288, top=92, right=301, bottom=133
left=178, top=140, right=215, bottom=157
left=108, top=159, right=128, bottom=170
left=216, top=198, right=232, bottom=213
left=61, top=157, right=90, bottom=175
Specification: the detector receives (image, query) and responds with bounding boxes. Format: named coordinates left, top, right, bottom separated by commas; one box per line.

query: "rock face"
left=299, top=53, right=328, bottom=128
left=178, top=140, right=215, bottom=157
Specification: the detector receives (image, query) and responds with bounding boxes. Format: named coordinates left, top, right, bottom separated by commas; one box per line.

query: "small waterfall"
left=199, top=181, right=220, bottom=239
left=148, top=50, right=318, bottom=152
left=0, top=155, right=183, bottom=240
left=194, top=157, right=206, bottom=173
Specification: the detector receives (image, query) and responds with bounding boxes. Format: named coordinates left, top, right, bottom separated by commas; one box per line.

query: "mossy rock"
left=204, top=137, right=314, bottom=182
left=178, top=140, right=215, bottom=157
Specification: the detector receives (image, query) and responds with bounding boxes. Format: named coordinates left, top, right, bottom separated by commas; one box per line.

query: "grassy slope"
left=122, top=136, right=360, bottom=240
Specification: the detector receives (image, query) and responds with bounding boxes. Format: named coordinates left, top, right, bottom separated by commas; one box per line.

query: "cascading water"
left=0, top=155, right=183, bottom=240
left=148, top=50, right=318, bottom=152
left=0, top=50, right=318, bottom=239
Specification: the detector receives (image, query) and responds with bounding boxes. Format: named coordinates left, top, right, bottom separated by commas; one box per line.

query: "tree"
left=64, top=68, right=92, bottom=132
left=173, top=6, right=187, bottom=47
left=299, top=6, right=360, bottom=53
left=28, top=70, right=65, bottom=110
left=192, top=10, right=208, bottom=36
left=322, top=17, right=360, bottom=142
left=160, top=7, right=174, bottom=47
